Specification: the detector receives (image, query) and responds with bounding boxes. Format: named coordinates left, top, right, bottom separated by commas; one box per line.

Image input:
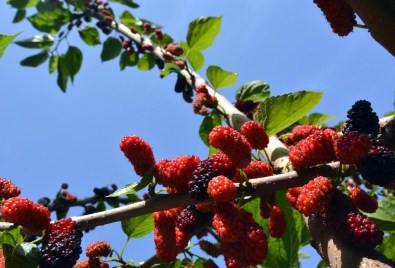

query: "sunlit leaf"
left=206, top=65, right=238, bottom=89
left=187, top=48, right=204, bottom=71
left=121, top=213, right=154, bottom=238
left=235, top=81, right=270, bottom=102
left=79, top=26, right=101, bottom=46
left=187, top=16, right=221, bottom=50
left=0, top=32, right=21, bottom=59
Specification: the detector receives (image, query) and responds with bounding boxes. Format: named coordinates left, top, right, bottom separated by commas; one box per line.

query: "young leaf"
left=15, top=34, right=54, bottom=49
left=365, top=196, right=395, bottom=231
left=376, top=232, right=395, bottom=261
left=235, top=81, right=270, bottom=102
left=13, top=9, right=26, bottom=23
left=187, top=48, right=204, bottom=71
left=101, top=37, right=122, bottom=62
left=108, top=173, right=153, bottom=197
left=64, top=46, right=82, bottom=83
left=120, top=51, right=139, bottom=70
left=79, top=26, right=101, bottom=46
left=187, top=16, right=221, bottom=50
left=255, top=91, right=323, bottom=136
left=206, top=65, right=238, bottom=89
left=119, top=11, right=137, bottom=27
left=10, top=242, right=40, bottom=268
left=20, top=50, right=48, bottom=67
left=57, top=55, right=69, bottom=92
left=121, top=213, right=154, bottom=238
left=49, top=55, right=58, bottom=74
left=108, top=0, right=139, bottom=8
left=0, top=32, right=21, bottom=59
left=137, top=53, right=155, bottom=71
left=297, top=113, right=336, bottom=126
left=28, top=7, right=70, bottom=34
left=199, top=111, right=222, bottom=146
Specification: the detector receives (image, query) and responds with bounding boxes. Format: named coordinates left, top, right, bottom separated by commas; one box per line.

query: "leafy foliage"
left=0, top=32, right=21, bottom=59
left=206, top=65, right=238, bottom=89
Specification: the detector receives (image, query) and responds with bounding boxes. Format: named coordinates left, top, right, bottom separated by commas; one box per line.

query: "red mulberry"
left=86, top=241, right=112, bottom=259
left=243, top=160, right=273, bottom=179
left=268, top=206, right=286, bottom=238
left=1, top=197, right=50, bottom=232
left=207, top=176, right=236, bottom=203
left=74, top=258, right=108, bottom=268
left=349, top=187, right=378, bottom=213
left=289, top=129, right=338, bottom=169
left=313, top=0, right=357, bottom=36
left=153, top=209, right=178, bottom=262
left=240, top=121, right=269, bottom=150
left=284, top=125, right=321, bottom=146
left=287, top=176, right=333, bottom=216
left=212, top=203, right=243, bottom=242
left=334, top=131, right=371, bottom=164
left=259, top=193, right=276, bottom=219
left=154, top=155, right=200, bottom=192
left=0, top=178, right=21, bottom=199
left=40, top=218, right=83, bottom=268
left=209, top=126, right=252, bottom=168
left=120, top=135, right=155, bottom=177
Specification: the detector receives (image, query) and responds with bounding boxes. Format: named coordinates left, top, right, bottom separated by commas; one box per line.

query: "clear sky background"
left=0, top=1, right=394, bottom=267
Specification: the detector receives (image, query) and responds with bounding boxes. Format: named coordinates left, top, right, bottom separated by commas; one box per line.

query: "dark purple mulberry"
left=342, top=100, right=380, bottom=137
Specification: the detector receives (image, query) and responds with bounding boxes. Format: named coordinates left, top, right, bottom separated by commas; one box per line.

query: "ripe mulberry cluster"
left=0, top=178, right=21, bottom=199
left=268, top=205, right=286, bottom=238
left=188, top=152, right=236, bottom=201
left=209, top=126, right=252, bottom=168
left=243, top=160, right=273, bottom=179
left=342, top=100, right=380, bottom=137
left=283, top=125, right=321, bottom=146
left=334, top=131, right=371, bottom=164
left=40, top=218, right=83, bottom=268
left=240, top=121, right=269, bottom=150
left=153, top=209, right=178, bottom=262
left=319, top=189, right=383, bottom=249
left=85, top=241, right=112, bottom=259
left=193, top=84, right=218, bottom=116
left=289, top=129, right=338, bottom=169
left=212, top=203, right=243, bottom=243
left=313, top=0, right=357, bottom=36
left=357, top=139, right=395, bottom=187
left=1, top=197, right=51, bottom=232
left=154, top=155, right=200, bottom=192
left=286, top=176, right=333, bottom=216
left=120, top=135, right=155, bottom=177
left=207, top=176, right=236, bottom=203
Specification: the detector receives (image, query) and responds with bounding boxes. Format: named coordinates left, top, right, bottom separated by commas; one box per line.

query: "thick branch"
left=346, top=0, right=395, bottom=57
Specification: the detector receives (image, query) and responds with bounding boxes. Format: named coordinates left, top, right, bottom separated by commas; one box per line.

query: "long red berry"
left=199, top=240, right=221, bottom=258
left=240, top=121, right=269, bottom=150
left=120, top=135, right=155, bottom=177
left=349, top=187, right=378, bottom=213
left=212, top=203, right=243, bottom=242
left=86, top=241, right=112, bottom=259
left=0, top=178, right=21, bottom=199
left=154, top=155, right=200, bottom=192
left=209, top=126, right=252, bottom=168
left=259, top=193, right=276, bottom=219
left=153, top=209, right=178, bottom=262
left=207, top=176, right=236, bottom=203
left=1, top=197, right=50, bottom=232
left=334, top=132, right=371, bottom=164
left=243, top=160, right=273, bottom=179
left=268, top=206, right=286, bottom=238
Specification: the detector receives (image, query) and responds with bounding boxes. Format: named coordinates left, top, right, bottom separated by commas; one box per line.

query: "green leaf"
left=121, top=213, right=154, bottom=238
left=15, top=34, right=54, bottom=49
left=235, top=81, right=270, bottom=102
left=298, top=113, right=336, bottom=126
left=57, top=55, right=69, bottom=93
left=376, top=232, right=395, bottom=261
left=187, top=48, right=204, bottom=71
left=36, top=0, right=63, bottom=12
left=79, top=26, right=101, bottom=46
left=101, top=37, right=122, bottom=62
left=119, top=11, right=138, bottom=28
left=9, top=242, right=40, bottom=268
left=152, top=260, right=182, bottom=268
left=49, top=55, right=58, bottom=74
left=242, top=190, right=311, bottom=268
left=28, top=7, right=70, bottom=34
left=13, top=9, right=26, bottom=23
left=20, top=50, right=48, bottom=67
left=108, top=0, right=139, bottom=8
left=208, top=145, right=219, bottom=156
left=0, top=32, right=21, bottom=59
left=206, top=65, right=238, bottom=89
left=160, top=63, right=180, bottom=77
left=0, top=226, right=24, bottom=246
left=7, top=0, right=39, bottom=9
left=120, top=51, right=139, bottom=70
left=317, top=260, right=329, bottom=268
left=255, top=91, right=323, bottom=136
left=187, top=16, right=221, bottom=50
left=137, top=53, right=155, bottom=71
left=96, top=199, right=106, bottom=212
left=365, top=196, right=395, bottom=231
left=108, top=173, right=153, bottom=198
left=199, top=111, right=222, bottom=146
left=64, top=46, right=82, bottom=83
left=384, top=111, right=395, bottom=117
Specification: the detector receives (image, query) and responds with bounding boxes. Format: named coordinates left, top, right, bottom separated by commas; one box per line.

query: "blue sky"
left=0, top=1, right=394, bottom=266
